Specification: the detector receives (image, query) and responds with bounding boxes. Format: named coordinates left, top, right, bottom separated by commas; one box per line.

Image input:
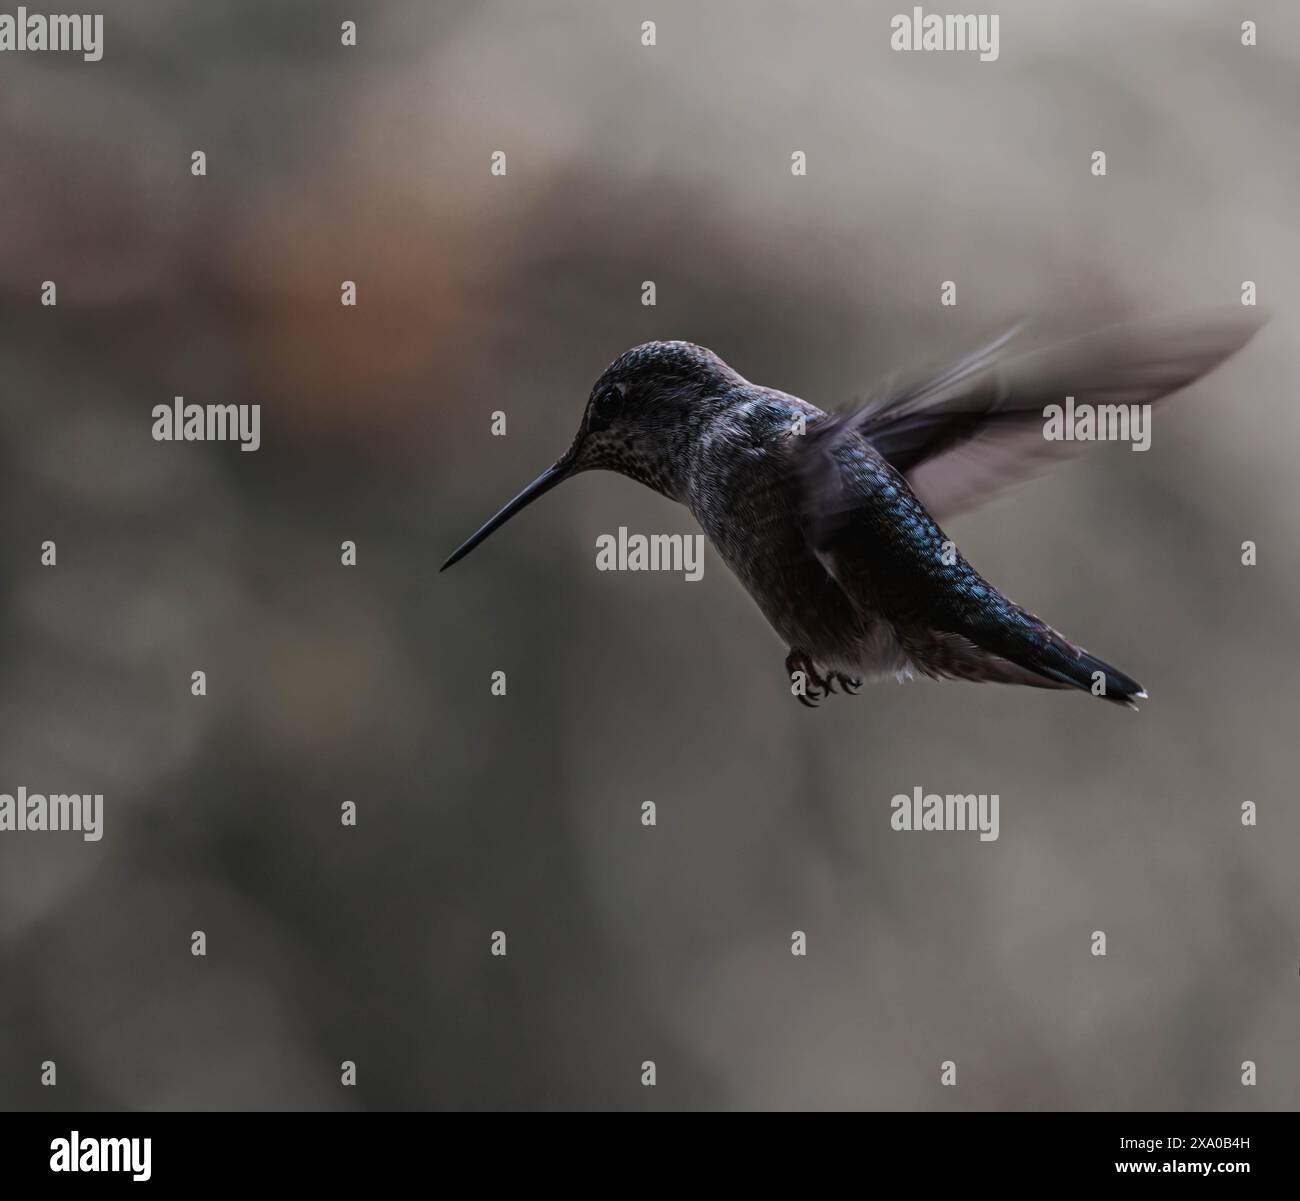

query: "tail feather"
left=1031, top=645, right=1147, bottom=709
left=960, top=604, right=1146, bottom=709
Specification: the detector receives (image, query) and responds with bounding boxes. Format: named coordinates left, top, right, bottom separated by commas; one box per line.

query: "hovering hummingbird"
left=442, top=313, right=1262, bottom=708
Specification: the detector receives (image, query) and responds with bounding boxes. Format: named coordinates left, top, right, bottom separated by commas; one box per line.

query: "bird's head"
left=441, top=341, right=737, bottom=571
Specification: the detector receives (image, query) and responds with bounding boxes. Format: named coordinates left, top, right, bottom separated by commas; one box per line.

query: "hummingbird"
left=442, top=313, right=1262, bottom=708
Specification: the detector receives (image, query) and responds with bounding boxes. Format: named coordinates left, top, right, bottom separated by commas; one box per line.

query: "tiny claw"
left=786, top=648, right=831, bottom=708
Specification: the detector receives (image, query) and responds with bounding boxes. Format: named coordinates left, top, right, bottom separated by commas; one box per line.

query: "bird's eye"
left=588, top=384, right=623, bottom=431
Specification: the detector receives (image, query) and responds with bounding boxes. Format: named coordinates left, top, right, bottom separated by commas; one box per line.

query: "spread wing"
left=819, top=311, right=1265, bottom=519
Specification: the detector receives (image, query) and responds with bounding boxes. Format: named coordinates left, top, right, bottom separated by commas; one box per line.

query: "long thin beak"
left=440, top=452, right=577, bottom=571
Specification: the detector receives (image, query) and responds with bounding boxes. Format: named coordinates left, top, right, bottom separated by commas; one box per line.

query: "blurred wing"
left=835, top=311, right=1266, bottom=518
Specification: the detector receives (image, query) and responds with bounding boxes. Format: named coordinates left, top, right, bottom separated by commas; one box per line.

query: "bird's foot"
left=834, top=673, right=862, bottom=695
left=786, top=650, right=832, bottom=707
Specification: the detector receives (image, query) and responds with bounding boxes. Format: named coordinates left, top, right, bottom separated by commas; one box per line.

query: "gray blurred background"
left=1, top=0, right=1297, bottom=1110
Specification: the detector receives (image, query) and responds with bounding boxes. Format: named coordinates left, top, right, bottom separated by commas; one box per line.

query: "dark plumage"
left=442, top=314, right=1264, bottom=708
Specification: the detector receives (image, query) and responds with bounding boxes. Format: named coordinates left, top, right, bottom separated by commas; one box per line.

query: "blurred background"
left=0, top=0, right=1297, bottom=1110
